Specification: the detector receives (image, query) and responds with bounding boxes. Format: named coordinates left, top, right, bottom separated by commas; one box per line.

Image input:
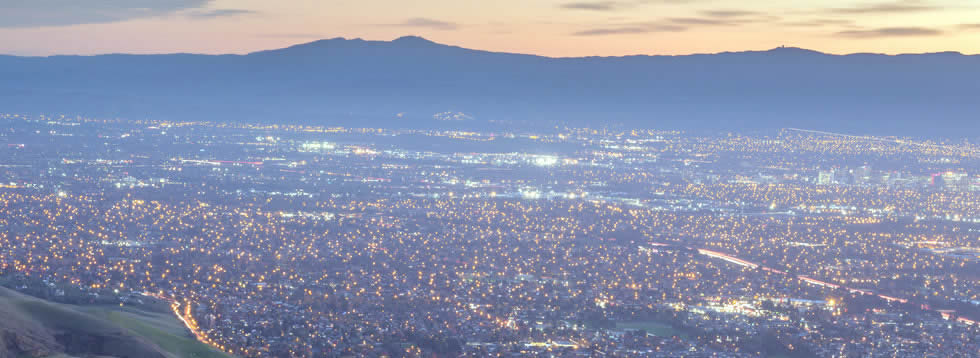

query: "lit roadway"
left=139, top=291, right=235, bottom=355
left=656, top=243, right=978, bottom=326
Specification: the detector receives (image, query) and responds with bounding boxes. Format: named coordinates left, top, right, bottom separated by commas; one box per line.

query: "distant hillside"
left=0, top=287, right=230, bottom=358
left=1, top=36, right=978, bottom=136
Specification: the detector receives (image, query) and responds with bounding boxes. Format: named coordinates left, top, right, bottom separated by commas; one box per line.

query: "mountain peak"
left=391, top=36, right=442, bottom=48
left=393, top=35, right=434, bottom=43
left=246, top=35, right=456, bottom=57
left=764, top=46, right=825, bottom=55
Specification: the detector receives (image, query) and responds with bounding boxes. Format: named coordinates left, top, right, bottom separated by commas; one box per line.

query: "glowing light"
left=532, top=155, right=558, bottom=167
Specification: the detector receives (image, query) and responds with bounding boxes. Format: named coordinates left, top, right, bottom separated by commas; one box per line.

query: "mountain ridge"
left=0, top=36, right=978, bottom=136
left=3, top=36, right=976, bottom=59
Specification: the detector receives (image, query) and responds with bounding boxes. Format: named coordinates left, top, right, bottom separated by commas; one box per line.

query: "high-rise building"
left=941, top=172, right=969, bottom=191
left=854, top=166, right=872, bottom=184
left=817, top=170, right=835, bottom=185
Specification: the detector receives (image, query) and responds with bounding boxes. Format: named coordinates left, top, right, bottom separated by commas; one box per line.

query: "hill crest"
left=0, top=36, right=978, bottom=137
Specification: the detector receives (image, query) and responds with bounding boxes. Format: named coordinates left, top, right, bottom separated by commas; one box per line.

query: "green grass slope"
left=84, top=306, right=231, bottom=358
left=0, top=287, right=232, bottom=358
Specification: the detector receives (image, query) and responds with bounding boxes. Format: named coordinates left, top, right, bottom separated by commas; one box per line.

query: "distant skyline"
left=1, top=0, right=979, bottom=57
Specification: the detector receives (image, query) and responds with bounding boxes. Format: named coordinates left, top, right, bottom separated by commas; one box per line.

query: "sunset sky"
left=1, top=0, right=978, bottom=57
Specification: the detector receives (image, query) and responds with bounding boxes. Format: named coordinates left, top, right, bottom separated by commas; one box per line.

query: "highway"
left=660, top=244, right=979, bottom=326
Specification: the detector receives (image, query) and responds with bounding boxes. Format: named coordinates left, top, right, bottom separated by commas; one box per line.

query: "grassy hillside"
left=0, top=287, right=232, bottom=358
left=84, top=305, right=232, bottom=358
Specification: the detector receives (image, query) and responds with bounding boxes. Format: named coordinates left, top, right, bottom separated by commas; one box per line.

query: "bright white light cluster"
left=532, top=155, right=559, bottom=167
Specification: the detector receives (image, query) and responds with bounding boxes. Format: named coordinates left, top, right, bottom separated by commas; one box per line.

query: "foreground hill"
left=1, top=36, right=978, bottom=136
left=0, top=287, right=230, bottom=358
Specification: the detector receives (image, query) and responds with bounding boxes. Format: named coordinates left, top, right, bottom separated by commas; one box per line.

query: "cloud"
left=561, top=1, right=623, bottom=11
left=0, top=0, right=212, bottom=28
left=826, top=0, right=938, bottom=14
left=836, top=27, right=943, bottom=38
left=959, top=23, right=980, bottom=30
left=386, top=18, right=459, bottom=30
left=665, top=12, right=777, bottom=27
left=784, top=19, right=856, bottom=28
left=668, top=17, right=735, bottom=25
left=572, top=24, right=686, bottom=36
left=186, top=9, right=256, bottom=19
left=571, top=8, right=777, bottom=36
left=700, top=10, right=762, bottom=18
left=559, top=0, right=700, bottom=12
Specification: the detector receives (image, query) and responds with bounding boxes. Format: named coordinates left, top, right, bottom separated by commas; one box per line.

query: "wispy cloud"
left=836, top=26, right=943, bottom=38
left=700, top=10, right=762, bottom=18
left=572, top=23, right=686, bottom=36
left=784, top=19, right=856, bottom=28
left=959, top=23, right=980, bottom=30
left=571, top=7, right=780, bottom=37
left=573, top=27, right=652, bottom=36
left=666, top=10, right=777, bottom=27
left=826, top=0, right=938, bottom=14
left=386, top=18, right=459, bottom=30
left=186, top=9, right=256, bottom=19
left=561, top=1, right=623, bottom=11
left=0, top=0, right=212, bottom=28
left=668, top=17, right=736, bottom=26
left=559, top=0, right=697, bottom=12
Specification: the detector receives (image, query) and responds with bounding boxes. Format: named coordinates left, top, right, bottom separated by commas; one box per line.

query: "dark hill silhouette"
left=0, top=286, right=232, bottom=358
left=0, top=287, right=169, bottom=358
left=1, top=36, right=977, bottom=136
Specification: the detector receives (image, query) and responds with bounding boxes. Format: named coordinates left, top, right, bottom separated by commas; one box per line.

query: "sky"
left=0, top=0, right=978, bottom=57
